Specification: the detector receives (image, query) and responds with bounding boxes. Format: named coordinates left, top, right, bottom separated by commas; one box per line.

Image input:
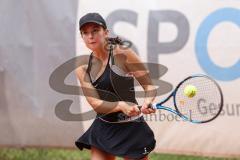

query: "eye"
left=93, top=28, right=100, bottom=33
left=82, top=31, right=87, bottom=35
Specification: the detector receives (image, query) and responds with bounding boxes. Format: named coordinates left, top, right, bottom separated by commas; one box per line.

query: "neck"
left=92, top=44, right=108, bottom=61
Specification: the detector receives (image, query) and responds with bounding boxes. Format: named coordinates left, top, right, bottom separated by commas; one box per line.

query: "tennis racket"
left=97, top=74, right=223, bottom=124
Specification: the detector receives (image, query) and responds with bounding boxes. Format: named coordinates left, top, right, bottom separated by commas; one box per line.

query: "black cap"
left=79, top=13, right=107, bottom=30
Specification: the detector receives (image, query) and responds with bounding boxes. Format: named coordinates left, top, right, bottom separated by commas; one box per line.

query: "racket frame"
left=151, top=74, right=224, bottom=123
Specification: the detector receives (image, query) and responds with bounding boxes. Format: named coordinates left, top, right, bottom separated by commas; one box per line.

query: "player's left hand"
left=141, top=102, right=156, bottom=114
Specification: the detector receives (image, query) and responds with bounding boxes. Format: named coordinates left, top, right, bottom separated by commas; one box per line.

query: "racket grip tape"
left=137, top=103, right=155, bottom=110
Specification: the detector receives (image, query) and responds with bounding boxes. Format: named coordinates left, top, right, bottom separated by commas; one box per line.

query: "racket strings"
left=175, top=76, right=222, bottom=122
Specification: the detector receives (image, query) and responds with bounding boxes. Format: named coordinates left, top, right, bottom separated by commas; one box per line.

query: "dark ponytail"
left=107, top=36, right=123, bottom=45
left=107, top=36, right=132, bottom=50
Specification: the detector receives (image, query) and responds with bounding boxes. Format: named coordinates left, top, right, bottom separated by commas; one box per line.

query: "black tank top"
left=86, top=49, right=138, bottom=119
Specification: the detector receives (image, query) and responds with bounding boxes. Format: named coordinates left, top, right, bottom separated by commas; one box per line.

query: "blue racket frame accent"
left=150, top=74, right=223, bottom=124
left=153, top=104, right=201, bottom=124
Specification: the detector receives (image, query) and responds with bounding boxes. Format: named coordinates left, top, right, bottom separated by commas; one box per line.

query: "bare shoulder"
left=114, top=45, right=141, bottom=63
left=75, top=65, right=88, bottom=78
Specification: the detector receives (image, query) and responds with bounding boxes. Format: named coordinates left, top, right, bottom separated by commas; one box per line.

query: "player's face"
left=80, top=23, right=108, bottom=51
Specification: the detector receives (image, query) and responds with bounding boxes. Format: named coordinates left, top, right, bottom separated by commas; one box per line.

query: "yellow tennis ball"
left=184, top=85, right=197, bottom=98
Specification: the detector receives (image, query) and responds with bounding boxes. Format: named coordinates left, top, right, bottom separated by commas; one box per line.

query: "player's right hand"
left=119, top=101, right=141, bottom=117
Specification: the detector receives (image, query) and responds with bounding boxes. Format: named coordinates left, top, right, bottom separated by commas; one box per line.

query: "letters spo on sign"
left=107, top=8, right=240, bottom=81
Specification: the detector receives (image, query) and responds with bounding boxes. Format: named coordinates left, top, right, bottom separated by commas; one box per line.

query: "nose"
left=85, top=32, right=94, bottom=39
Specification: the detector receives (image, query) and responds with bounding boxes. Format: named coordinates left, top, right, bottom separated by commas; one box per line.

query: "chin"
left=88, top=43, right=101, bottom=51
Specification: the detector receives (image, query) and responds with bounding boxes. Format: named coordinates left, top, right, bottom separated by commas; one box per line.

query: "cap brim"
left=80, top=20, right=105, bottom=29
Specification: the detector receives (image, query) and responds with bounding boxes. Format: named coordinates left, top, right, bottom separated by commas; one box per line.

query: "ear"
left=104, top=29, right=109, bottom=36
left=79, top=30, right=83, bottom=37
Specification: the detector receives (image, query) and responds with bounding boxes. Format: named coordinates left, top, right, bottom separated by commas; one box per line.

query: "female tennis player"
left=75, top=12, right=157, bottom=160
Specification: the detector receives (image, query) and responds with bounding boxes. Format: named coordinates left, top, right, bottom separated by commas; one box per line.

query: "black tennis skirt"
left=75, top=116, right=156, bottom=159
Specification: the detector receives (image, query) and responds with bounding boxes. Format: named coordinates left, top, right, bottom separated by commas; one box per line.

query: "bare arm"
left=75, top=65, right=140, bottom=116
left=124, top=49, right=157, bottom=114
